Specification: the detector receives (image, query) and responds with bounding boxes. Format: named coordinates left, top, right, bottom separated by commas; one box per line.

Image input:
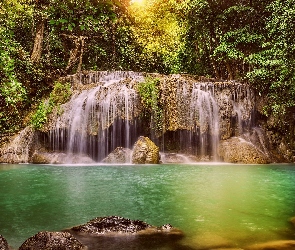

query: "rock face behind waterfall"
left=132, top=136, right=160, bottom=164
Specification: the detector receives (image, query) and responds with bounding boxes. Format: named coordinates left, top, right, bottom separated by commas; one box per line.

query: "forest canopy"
left=0, top=0, right=295, bottom=134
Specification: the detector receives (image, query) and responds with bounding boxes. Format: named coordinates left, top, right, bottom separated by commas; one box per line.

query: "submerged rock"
left=19, top=231, right=87, bottom=250
left=180, top=232, right=235, bottom=250
left=246, top=240, right=295, bottom=250
left=102, top=147, right=132, bottom=164
left=218, top=137, right=270, bottom=164
left=290, top=217, right=295, bottom=227
left=0, top=235, right=9, bottom=250
left=131, top=136, right=160, bottom=164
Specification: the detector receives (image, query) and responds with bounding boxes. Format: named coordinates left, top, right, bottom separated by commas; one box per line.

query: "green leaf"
left=59, top=18, right=68, bottom=24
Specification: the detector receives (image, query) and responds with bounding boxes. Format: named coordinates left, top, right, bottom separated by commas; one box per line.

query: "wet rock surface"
left=132, top=136, right=160, bottom=164
left=68, top=216, right=180, bottom=235
left=69, top=216, right=151, bottom=235
left=0, top=235, right=9, bottom=250
left=66, top=216, right=184, bottom=250
left=160, top=153, right=199, bottom=163
left=218, top=137, right=270, bottom=164
left=0, top=127, right=35, bottom=164
left=31, top=152, right=95, bottom=164
left=19, top=231, right=87, bottom=250
left=102, top=147, right=132, bottom=164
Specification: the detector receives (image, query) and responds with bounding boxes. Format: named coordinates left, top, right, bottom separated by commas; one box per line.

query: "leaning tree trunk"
left=64, top=35, right=86, bottom=74
left=31, top=19, right=45, bottom=63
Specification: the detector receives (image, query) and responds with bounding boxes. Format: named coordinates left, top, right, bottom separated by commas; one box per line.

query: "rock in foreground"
left=66, top=216, right=183, bottom=250
left=132, top=136, right=160, bottom=164
left=0, top=235, right=9, bottom=250
left=68, top=216, right=179, bottom=235
left=19, top=231, right=87, bottom=250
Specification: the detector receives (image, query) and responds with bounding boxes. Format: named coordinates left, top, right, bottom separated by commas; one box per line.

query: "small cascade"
left=168, top=82, right=220, bottom=160
left=231, top=84, right=255, bottom=135
left=190, top=83, right=219, bottom=159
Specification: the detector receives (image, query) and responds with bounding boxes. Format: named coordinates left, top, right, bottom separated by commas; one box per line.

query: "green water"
left=0, top=163, right=295, bottom=249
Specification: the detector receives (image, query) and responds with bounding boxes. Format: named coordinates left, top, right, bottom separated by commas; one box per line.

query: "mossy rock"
left=218, top=137, right=270, bottom=164
left=132, top=136, right=160, bottom=164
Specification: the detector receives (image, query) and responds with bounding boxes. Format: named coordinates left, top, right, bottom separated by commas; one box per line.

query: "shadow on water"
left=69, top=233, right=193, bottom=250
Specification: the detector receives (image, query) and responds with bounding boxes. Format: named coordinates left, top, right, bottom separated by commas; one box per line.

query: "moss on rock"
left=132, top=136, right=160, bottom=164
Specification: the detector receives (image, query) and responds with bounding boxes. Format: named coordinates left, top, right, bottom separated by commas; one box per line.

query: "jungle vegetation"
left=0, top=0, right=295, bottom=138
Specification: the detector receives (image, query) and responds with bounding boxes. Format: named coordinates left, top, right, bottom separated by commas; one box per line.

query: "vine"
left=136, top=77, right=163, bottom=135
left=31, top=81, right=72, bottom=129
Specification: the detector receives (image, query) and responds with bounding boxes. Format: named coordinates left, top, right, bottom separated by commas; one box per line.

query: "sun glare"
left=130, top=0, right=145, bottom=5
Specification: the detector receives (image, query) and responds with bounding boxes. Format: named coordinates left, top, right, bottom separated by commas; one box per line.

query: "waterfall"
left=45, top=72, right=256, bottom=163
left=49, top=71, right=144, bottom=162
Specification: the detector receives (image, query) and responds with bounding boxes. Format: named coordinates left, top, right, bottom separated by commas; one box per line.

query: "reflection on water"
left=0, top=164, right=295, bottom=249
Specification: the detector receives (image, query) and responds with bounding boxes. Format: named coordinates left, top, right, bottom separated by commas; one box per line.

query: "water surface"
left=0, top=163, right=295, bottom=249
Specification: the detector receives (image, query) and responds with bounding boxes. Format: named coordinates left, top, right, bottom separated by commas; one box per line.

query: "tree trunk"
left=64, top=35, right=86, bottom=74
left=31, top=19, right=45, bottom=63
left=77, top=37, right=85, bottom=72
left=225, top=61, right=234, bottom=80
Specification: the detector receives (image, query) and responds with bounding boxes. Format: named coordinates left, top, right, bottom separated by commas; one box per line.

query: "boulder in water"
left=102, top=147, right=132, bottom=164
left=131, top=136, right=160, bottom=164
left=67, top=216, right=182, bottom=236
left=218, top=137, right=270, bottom=164
left=19, top=231, right=87, bottom=250
left=66, top=216, right=183, bottom=250
left=0, top=235, right=9, bottom=250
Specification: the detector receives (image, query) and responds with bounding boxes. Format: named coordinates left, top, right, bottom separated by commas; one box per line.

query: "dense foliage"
left=31, top=81, right=71, bottom=129
left=0, top=0, right=295, bottom=140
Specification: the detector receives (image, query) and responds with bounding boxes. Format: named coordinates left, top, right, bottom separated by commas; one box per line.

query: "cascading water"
left=48, top=71, right=144, bottom=162
left=165, top=80, right=220, bottom=160
left=43, top=72, right=257, bottom=163
left=190, top=84, right=219, bottom=160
